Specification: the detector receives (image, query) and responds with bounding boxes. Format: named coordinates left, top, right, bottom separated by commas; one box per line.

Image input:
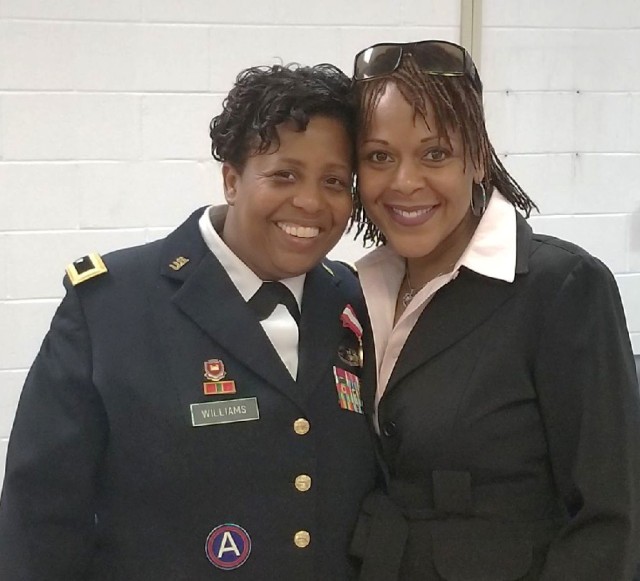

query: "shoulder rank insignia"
left=65, top=253, right=108, bottom=286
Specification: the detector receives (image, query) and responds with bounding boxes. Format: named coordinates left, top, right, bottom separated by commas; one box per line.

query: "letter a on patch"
left=205, top=524, right=251, bottom=570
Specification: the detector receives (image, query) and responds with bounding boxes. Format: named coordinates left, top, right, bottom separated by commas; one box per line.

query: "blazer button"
left=294, top=530, right=311, bottom=548
left=381, top=421, right=397, bottom=437
left=293, top=418, right=310, bottom=435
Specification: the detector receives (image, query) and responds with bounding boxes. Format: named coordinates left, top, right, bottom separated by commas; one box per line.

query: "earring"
left=470, top=182, right=487, bottom=217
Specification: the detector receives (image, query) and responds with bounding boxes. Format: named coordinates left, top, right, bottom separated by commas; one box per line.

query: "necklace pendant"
left=402, top=289, right=416, bottom=308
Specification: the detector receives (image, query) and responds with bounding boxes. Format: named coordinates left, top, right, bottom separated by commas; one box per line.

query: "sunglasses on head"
left=353, top=40, right=482, bottom=93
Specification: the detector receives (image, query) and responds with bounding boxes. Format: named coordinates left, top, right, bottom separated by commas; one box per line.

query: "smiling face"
left=221, top=115, right=353, bottom=281
left=357, top=82, right=483, bottom=267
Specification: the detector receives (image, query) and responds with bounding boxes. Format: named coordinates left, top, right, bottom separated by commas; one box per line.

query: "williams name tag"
left=191, top=397, right=259, bottom=427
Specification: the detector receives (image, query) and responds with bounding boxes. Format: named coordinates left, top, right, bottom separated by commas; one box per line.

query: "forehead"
left=250, top=116, right=353, bottom=167
left=362, top=82, right=457, bottom=143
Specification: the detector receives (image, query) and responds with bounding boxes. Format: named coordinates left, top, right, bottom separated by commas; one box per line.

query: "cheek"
left=437, top=172, right=473, bottom=206
left=244, top=188, right=275, bottom=217
left=331, top=195, right=353, bottom=225
left=356, top=170, right=381, bottom=203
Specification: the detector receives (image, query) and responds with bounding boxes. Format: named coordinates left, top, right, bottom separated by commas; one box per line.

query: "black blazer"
left=0, top=209, right=377, bottom=580
left=352, top=215, right=640, bottom=580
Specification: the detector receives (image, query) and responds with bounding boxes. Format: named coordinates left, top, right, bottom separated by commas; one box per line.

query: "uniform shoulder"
left=64, top=239, right=163, bottom=288
left=322, top=259, right=359, bottom=284
left=321, top=259, right=366, bottom=316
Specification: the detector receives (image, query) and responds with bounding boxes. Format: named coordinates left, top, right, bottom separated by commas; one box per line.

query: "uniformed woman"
left=0, top=63, right=376, bottom=580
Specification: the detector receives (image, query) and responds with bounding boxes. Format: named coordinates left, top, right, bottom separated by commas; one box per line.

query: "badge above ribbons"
left=203, top=359, right=236, bottom=395
left=340, top=304, right=363, bottom=367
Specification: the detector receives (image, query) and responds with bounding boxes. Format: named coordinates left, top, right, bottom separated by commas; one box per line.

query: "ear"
left=222, top=162, right=241, bottom=205
left=469, top=153, right=485, bottom=183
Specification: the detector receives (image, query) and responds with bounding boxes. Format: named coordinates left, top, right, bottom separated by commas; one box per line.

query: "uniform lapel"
left=159, top=210, right=300, bottom=406
left=296, top=264, right=345, bottom=393
left=384, top=215, right=533, bottom=396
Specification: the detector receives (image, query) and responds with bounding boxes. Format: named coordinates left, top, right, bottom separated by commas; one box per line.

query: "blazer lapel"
left=385, top=215, right=534, bottom=395
left=361, top=328, right=378, bottom=416
left=296, top=264, right=345, bottom=394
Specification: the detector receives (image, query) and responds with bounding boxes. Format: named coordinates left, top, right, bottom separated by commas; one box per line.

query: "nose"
left=291, top=183, right=324, bottom=213
left=390, top=159, right=423, bottom=196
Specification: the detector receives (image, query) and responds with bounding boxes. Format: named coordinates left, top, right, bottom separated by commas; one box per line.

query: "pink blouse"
left=355, top=192, right=518, bottom=420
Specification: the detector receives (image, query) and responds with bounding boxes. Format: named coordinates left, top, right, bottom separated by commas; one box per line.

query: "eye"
left=272, top=170, right=295, bottom=181
left=424, top=148, right=449, bottom=162
left=366, top=151, right=391, bottom=163
left=325, top=176, right=349, bottom=191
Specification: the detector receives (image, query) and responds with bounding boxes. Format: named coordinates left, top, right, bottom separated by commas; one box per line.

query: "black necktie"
left=248, top=282, right=300, bottom=325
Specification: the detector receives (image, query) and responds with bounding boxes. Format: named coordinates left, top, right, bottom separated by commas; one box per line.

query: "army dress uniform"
left=0, top=207, right=377, bottom=580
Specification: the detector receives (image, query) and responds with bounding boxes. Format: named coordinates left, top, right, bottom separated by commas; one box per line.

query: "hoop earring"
left=471, top=182, right=487, bottom=217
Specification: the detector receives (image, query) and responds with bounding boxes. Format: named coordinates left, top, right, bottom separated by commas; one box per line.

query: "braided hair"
left=350, top=55, right=537, bottom=246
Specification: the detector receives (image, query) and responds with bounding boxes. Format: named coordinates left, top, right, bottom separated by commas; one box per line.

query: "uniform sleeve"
left=0, top=281, right=108, bottom=581
left=534, top=256, right=640, bottom=580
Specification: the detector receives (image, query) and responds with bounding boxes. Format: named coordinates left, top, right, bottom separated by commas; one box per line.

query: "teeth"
left=277, top=222, right=320, bottom=239
left=392, top=207, right=433, bottom=218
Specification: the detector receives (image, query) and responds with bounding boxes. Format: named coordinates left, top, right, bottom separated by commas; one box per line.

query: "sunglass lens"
left=412, top=42, right=465, bottom=74
left=355, top=45, right=402, bottom=79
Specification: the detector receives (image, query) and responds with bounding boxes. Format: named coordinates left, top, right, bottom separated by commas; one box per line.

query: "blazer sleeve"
left=0, top=280, right=108, bottom=581
left=533, top=255, right=640, bottom=580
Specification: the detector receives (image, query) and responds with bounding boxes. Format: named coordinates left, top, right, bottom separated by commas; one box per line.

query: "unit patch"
left=205, top=523, right=251, bottom=570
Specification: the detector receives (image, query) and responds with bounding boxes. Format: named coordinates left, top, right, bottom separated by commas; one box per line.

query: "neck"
left=406, top=210, right=479, bottom=289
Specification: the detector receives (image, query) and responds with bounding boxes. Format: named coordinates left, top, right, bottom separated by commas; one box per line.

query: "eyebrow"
left=361, top=136, right=442, bottom=145
left=278, top=157, right=351, bottom=172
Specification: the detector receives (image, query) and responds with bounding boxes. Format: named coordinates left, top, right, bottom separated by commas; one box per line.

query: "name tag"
left=191, top=397, right=260, bottom=427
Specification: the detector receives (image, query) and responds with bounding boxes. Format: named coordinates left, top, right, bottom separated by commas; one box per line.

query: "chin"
left=386, top=238, right=436, bottom=260
left=276, top=260, right=316, bottom=279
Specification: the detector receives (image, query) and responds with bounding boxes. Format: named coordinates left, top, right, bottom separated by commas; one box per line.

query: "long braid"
left=350, top=55, right=537, bottom=246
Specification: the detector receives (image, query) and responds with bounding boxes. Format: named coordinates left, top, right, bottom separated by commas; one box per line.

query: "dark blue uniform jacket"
left=0, top=208, right=377, bottom=580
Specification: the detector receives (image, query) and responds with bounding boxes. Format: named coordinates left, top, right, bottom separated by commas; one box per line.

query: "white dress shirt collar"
left=198, top=205, right=305, bottom=305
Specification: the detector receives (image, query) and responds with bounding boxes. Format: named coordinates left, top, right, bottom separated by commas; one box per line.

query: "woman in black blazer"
left=348, top=39, right=640, bottom=580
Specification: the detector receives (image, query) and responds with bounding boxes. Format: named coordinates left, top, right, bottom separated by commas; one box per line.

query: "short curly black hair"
left=210, top=63, right=355, bottom=169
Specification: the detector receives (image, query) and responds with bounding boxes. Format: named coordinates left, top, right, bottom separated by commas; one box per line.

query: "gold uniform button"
left=294, top=474, right=312, bottom=492
left=294, top=530, right=311, bottom=548
left=293, top=418, right=310, bottom=435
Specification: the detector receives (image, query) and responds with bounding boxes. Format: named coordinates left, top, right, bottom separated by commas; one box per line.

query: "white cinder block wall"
left=481, top=0, right=640, bottom=356
left=0, top=0, right=638, bottom=485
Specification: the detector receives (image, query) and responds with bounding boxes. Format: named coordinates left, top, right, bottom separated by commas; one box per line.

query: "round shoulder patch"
left=205, top=523, right=252, bottom=570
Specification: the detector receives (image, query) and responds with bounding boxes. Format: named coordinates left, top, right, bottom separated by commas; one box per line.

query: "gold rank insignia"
left=169, top=256, right=190, bottom=271
left=65, top=253, right=108, bottom=286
